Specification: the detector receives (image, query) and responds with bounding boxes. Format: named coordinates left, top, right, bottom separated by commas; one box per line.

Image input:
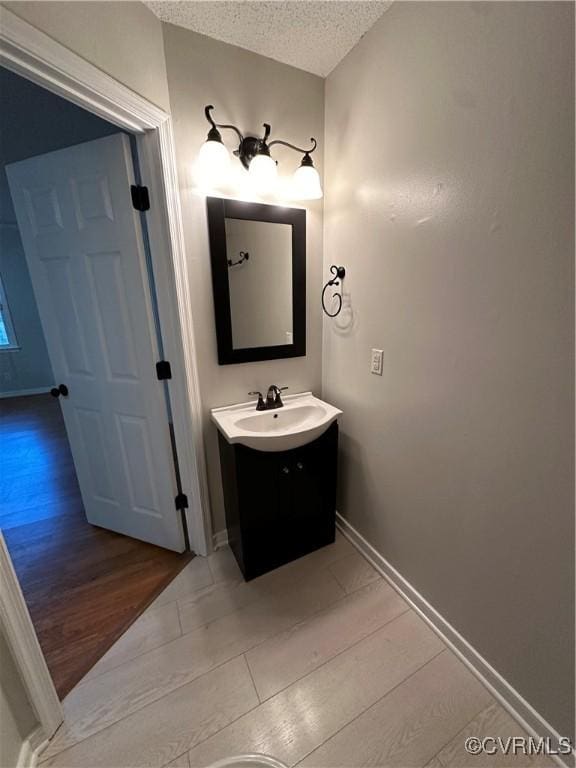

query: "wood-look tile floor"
left=0, top=394, right=192, bottom=698
left=39, top=533, right=551, bottom=768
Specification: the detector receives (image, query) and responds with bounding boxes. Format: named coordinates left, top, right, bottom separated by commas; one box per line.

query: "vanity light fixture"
left=200, top=105, right=323, bottom=199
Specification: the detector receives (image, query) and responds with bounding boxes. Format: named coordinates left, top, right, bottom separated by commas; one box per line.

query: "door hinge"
left=156, top=360, right=172, bottom=380
left=131, top=184, right=150, bottom=211
left=175, top=492, right=189, bottom=510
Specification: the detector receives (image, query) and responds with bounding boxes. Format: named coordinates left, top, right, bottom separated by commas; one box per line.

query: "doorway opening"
left=0, top=67, right=193, bottom=697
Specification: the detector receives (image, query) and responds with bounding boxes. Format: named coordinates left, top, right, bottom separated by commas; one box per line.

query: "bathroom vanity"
left=212, top=393, right=342, bottom=580
left=208, top=199, right=342, bottom=579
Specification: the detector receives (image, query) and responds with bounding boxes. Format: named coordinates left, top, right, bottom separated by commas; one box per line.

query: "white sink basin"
left=211, top=392, right=342, bottom=452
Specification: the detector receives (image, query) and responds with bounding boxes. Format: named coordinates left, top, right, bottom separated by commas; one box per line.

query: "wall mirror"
left=207, top=197, right=306, bottom=364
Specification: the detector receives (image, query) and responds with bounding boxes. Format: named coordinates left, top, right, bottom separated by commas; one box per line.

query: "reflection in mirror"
left=225, top=218, right=293, bottom=350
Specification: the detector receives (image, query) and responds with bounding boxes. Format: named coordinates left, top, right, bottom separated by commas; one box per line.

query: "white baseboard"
left=336, top=512, right=574, bottom=768
left=212, top=528, right=229, bottom=550
left=0, top=387, right=50, bottom=399
left=17, top=727, right=48, bottom=768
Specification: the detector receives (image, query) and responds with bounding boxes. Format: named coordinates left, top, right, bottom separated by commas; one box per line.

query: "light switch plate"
left=371, top=348, right=383, bottom=375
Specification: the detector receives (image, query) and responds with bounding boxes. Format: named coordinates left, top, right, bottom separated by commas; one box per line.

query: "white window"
left=0, top=274, right=18, bottom=350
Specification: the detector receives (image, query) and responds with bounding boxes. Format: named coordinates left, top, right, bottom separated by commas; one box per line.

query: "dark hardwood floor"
left=0, top=394, right=192, bottom=698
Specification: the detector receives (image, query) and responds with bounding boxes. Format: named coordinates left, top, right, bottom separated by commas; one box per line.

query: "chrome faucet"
left=248, top=386, right=288, bottom=411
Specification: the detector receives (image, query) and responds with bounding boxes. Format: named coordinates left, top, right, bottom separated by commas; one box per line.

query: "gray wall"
left=0, top=68, right=120, bottom=395
left=323, top=1, right=574, bottom=738
left=162, top=24, right=324, bottom=533
left=1, top=1, right=170, bottom=112
left=0, top=629, right=38, bottom=768
left=0, top=226, right=53, bottom=395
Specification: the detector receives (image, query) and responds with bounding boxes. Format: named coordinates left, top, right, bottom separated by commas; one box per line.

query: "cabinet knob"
left=296, top=462, right=304, bottom=470
left=282, top=466, right=290, bottom=474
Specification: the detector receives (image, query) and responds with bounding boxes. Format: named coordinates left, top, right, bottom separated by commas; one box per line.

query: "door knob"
left=50, top=384, right=69, bottom=398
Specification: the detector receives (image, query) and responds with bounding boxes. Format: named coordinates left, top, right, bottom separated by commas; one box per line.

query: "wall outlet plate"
left=371, top=348, right=383, bottom=375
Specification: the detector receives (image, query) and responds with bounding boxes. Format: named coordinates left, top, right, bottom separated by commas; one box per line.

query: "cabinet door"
left=235, top=447, right=294, bottom=577
left=291, top=423, right=338, bottom=548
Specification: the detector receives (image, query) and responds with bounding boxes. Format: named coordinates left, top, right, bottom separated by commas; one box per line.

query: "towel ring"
left=322, top=265, right=346, bottom=317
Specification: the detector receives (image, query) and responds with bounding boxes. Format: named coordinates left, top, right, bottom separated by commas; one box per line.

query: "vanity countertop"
left=211, top=392, right=342, bottom=452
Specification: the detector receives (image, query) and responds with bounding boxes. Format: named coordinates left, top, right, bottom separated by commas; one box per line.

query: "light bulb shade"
left=292, top=163, right=323, bottom=200
left=248, top=152, right=278, bottom=193
left=197, top=139, right=230, bottom=186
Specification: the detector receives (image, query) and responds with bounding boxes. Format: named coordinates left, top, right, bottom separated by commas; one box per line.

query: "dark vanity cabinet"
left=218, top=423, right=338, bottom=581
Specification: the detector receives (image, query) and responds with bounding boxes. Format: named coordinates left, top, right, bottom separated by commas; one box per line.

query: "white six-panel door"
left=6, top=134, right=185, bottom=552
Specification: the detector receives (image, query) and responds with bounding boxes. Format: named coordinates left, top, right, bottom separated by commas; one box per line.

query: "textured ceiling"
left=145, top=1, right=391, bottom=77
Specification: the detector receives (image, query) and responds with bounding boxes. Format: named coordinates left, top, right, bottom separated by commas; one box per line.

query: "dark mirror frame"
left=207, top=197, right=306, bottom=365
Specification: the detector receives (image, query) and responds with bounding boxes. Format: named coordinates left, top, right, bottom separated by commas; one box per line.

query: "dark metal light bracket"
left=205, top=105, right=317, bottom=170
left=234, top=136, right=262, bottom=169
left=269, top=137, right=317, bottom=154
left=322, top=265, right=346, bottom=318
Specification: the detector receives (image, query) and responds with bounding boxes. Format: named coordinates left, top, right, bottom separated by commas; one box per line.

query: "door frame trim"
left=0, top=532, right=62, bottom=738
left=0, top=6, right=212, bottom=557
